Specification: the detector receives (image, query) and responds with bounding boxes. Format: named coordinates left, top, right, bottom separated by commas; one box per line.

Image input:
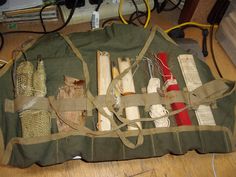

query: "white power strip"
left=60, top=0, right=154, bottom=25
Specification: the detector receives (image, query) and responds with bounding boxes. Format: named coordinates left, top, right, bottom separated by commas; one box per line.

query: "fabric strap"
left=3, top=27, right=235, bottom=149
left=61, top=26, right=158, bottom=148
left=4, top=91, right=183, bottom=113
left=5, top=80, right=235, bottom=114
left=60, top=26, right=236, bottom=148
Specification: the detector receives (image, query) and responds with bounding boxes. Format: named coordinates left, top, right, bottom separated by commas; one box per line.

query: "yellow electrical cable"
left=164, top=22, right=218, bottom=33
left=118, top=0, right=151, bottom=28
left=118, top=0, right=128, bottom=25
left=144, top=0, right=151, bottom=28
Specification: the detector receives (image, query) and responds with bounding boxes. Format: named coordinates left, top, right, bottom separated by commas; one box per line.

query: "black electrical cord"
left=130, top=0, right=146, bottom=25
left=39, top=3, right=55, bottom=33
left=129, top=0, right=157, bottom=26
left=151, top=0, right=157, bottom=12
left=130, top=0, right=157, bottom=24
left=102, top=18, right=121, bottom=27
left=40, top=0, right=78, bottom=33
left=168, top=24, right=209, bottom=57
left=95, top=0, right=103, bottom=11
left=210, top=25, right=223, bottom=78
left=21, top=50, right=27, bottom=61
left=0, top=0, right=78, bottom=50
left=128, top=11, right=146, bottom=25
left=157, top=0, right=181, bottom=13
left=163, top=0, right=182, bottom=11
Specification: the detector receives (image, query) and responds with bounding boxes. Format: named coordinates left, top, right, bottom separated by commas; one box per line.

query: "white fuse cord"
left=147, top=78, right=170, bottom=127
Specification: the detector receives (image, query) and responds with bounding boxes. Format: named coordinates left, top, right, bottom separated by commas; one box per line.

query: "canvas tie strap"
left=61, top=34, right=94, bottom=116
left=1, top=92, right=170, bottom=113
left=61, top=26, right=158, bottom=148
left=185, top=79, right=236, bottom=109
left=49, top=78, right=235, bottom=149
left=4, top=96, right=89, bottom=113
left=105, top=26, right=158, bottom=124
left=5, top=80, right=235, bottom=114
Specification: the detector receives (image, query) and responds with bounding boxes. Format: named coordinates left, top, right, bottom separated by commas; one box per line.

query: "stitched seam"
left=91, top=137, right=94, bottom=161
left=223, top=131, right=230, bottom=152
left=122, top=143, right=126, bottom=160
left=175, top=129, right=183, bottom=154
left=150, top=134, right=156, bottom=156
left=56, top=139, right=59, bottom=163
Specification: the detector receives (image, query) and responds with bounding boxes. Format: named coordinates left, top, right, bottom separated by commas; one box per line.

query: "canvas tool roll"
left=0, top=24, right=235, bottom=168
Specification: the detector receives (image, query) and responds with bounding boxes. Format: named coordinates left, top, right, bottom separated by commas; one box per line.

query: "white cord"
left=154, top=55, right=170, bottom=71
left=143, top=56, right=172, bottom=78
left=212, top=153, right=218, bottom=177
left=147, top=78, right=170, bottom=127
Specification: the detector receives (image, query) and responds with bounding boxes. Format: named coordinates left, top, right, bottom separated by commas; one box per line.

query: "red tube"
left=157, top=52, right=192, bottom=126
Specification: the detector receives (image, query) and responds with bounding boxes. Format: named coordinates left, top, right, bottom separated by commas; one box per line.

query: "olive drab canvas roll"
left=0, top=24, right=235, bottom=168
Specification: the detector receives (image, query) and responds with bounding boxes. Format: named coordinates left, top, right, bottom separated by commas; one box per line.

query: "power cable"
left=0, top=0, right=78, bottom=50
left=165, top=22, right=218, bottom=33
left=119, top=0, right=151, bottom=28
left=210, top=25, right=223, bottom=78
left=129, top=0, right=157, bottom=26
left=95, top=0, right=103, bottom=11
left=163, top=0, right=182, bottom=11
left=39, top=3, right=57, bottom=33
left=129, top=0, right=146, bottom=25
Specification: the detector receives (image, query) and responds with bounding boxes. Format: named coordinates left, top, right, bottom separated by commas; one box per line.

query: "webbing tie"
left=61, top=26, right=158, bottom=148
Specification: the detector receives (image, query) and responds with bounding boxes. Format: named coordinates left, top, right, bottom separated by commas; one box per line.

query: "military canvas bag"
left=0, top=24, right=235, bottom=168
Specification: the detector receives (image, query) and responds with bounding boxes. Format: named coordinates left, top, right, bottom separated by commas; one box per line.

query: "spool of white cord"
left=147, top=78, right=170, bottom=127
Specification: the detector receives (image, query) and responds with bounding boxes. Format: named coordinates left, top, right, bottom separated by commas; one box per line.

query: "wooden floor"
left=0, top=8, right=236, bottom=177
